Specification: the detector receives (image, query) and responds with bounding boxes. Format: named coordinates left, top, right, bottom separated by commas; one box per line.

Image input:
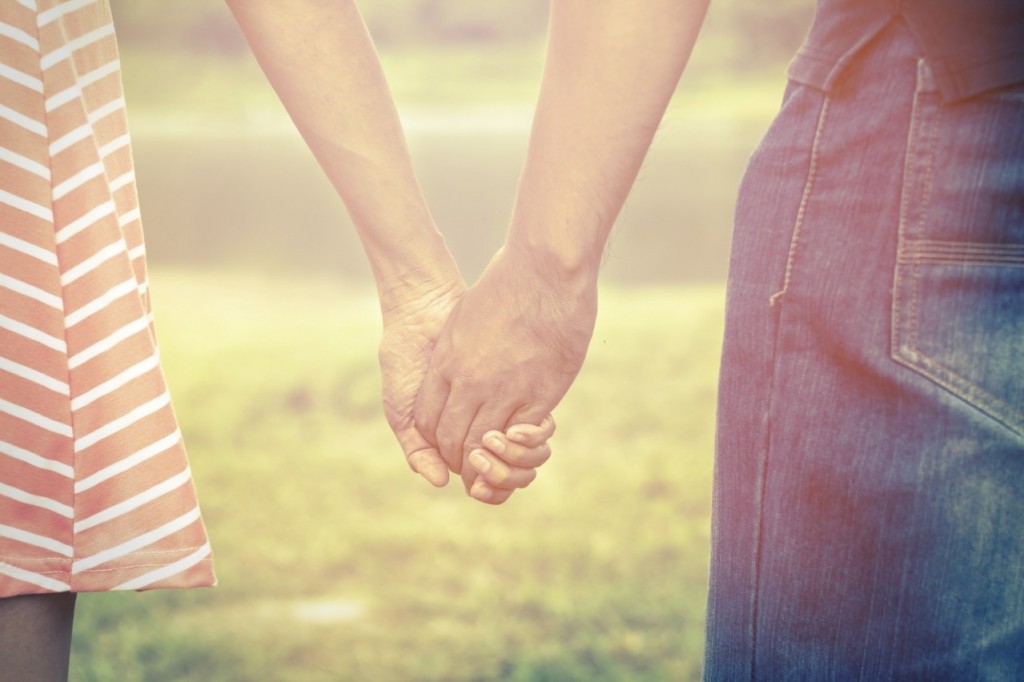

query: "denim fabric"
left=705, top=20, right=1024, bottom=681
left=788, top=0, right=1024, bottom=102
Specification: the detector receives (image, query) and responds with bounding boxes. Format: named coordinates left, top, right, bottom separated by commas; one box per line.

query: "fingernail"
left=507, top=427, right=528, bottom=443
left=471, top=480, right=493, bottom=501
left=484, top=433, right=506, bottom=455
left=469, top=450, right=491, bottom=473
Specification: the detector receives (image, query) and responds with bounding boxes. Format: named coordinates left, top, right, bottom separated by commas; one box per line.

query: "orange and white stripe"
left=0, top=0, right=214, bottom=596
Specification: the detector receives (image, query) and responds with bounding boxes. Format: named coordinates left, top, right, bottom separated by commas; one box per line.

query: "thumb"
left=395, top=425, right=449, bottom=488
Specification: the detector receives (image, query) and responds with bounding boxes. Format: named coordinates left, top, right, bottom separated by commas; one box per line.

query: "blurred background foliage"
left=104, top=0, right=817, bottom=283
left=109, top=0, right=814, bottom=69
left=70, top=3, right=815, bottom=680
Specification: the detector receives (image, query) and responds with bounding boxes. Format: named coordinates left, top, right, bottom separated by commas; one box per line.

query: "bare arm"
left=226, top=0, right=459, bottom=306
left=226, top=0, right=464, bottom=485
left=508, top=0, right=709, bottom=275
left=416, top=0, right=710, bottom=500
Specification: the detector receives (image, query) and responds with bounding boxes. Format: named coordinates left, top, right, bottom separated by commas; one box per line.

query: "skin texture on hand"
left=380, top=279, right=558, bottom=498
left=414, top=247, right=598, bottom=496
left=470, top=416, right=556, bottom=504
left=418, top=0, right=710, bottom=502
left=229, top=0, right=568, bottom=500
left=379, top=280, right=465, bottom=487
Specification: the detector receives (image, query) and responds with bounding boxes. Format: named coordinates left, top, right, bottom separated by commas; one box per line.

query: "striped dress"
left=0, top=0, right=214, bottom=596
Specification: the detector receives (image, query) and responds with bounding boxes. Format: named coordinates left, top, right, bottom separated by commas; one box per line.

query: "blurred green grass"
left=118, top=43, right=786, bottom=130
left=118, top=45, right=550, bottom=129
left=70, top=5, right=797, bottom=676
left=120, top=43, right=781, bottom=284
left=69, top=270, right=724, bottom=681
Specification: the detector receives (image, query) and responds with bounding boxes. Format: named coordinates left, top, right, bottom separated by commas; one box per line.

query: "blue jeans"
left=705, top=20, right=1024, bottom=680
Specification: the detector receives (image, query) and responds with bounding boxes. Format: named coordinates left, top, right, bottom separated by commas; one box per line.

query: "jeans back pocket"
left=892, top=64, right=1024, bottom=438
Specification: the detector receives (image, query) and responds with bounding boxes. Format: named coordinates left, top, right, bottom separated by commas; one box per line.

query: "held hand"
left=379, top=279, right=466, bottom=487
left=467, top=416, right=556, bottom=505
left=413, top=245, right=597, bottom=488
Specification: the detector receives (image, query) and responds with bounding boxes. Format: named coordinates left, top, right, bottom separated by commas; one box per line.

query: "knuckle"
left=518, top=443, right=551, bottom=466
left=463, top=433, right=484, bottom=455
left=413, top=415, right=433, bottom=438
left=436, top=430, right=461, bottom=456
left=488, top=465, right=509, bottom=486
left=536, top=443, right=552, bottom=463
left=449, top=372, right=478, bottom=391
left=434, top=421, right=457, bottom=444
left=504, top=445, right=529, bottom=465
left=413, top=403, right=437, bottom=430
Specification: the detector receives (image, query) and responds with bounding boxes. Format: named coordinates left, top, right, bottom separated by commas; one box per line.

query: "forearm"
left=507, top=0, right=709, bottom=279
left=226, top=0, right=460, bottom=314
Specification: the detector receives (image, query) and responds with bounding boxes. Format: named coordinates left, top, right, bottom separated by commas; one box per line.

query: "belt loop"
left=916, top=59, right=938, bottom=94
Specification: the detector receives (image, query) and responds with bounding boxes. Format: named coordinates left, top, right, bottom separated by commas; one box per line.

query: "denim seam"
left=908, top=97, right=941, bottom=354
left=886, top=63, right=937, bottom=662
left=907, top=356, right=1024, bottom=435
left=748, top=92, right=833, bottom=682
left=769, top=97, right=831, bottom=307
left=893, top=70, right=938, bottom=369
left=749, top=407, right=770, bottom=682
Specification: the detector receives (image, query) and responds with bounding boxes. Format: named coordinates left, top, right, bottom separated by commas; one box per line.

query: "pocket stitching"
left=895, top=250, right=1024, bottom=436
left=769, top=95, right=832, bottom=307
left=899, top=240, right=1024, bottom=266
left=893, top=345, right=1024, bottom=436
left=895, top=241, right=1024, bottom=436
left=892, top=82, right=1024, bottom=437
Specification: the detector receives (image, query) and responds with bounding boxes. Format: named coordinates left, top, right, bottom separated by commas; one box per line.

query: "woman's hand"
left=467, top=416, right=556, bottom=505
left=379, top=277, right=465, bottom=487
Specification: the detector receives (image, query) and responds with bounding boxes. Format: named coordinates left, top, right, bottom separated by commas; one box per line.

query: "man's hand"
left=404, top=0, right=706, bottom=502
left=379, top=278, right=465, bottom=488
left=413, top=245, right=598, bottom=497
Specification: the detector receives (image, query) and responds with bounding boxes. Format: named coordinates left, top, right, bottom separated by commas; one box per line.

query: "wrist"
left=376, top=241, right=465, bottom=326
left=503, top=231, right=602, bottom=292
